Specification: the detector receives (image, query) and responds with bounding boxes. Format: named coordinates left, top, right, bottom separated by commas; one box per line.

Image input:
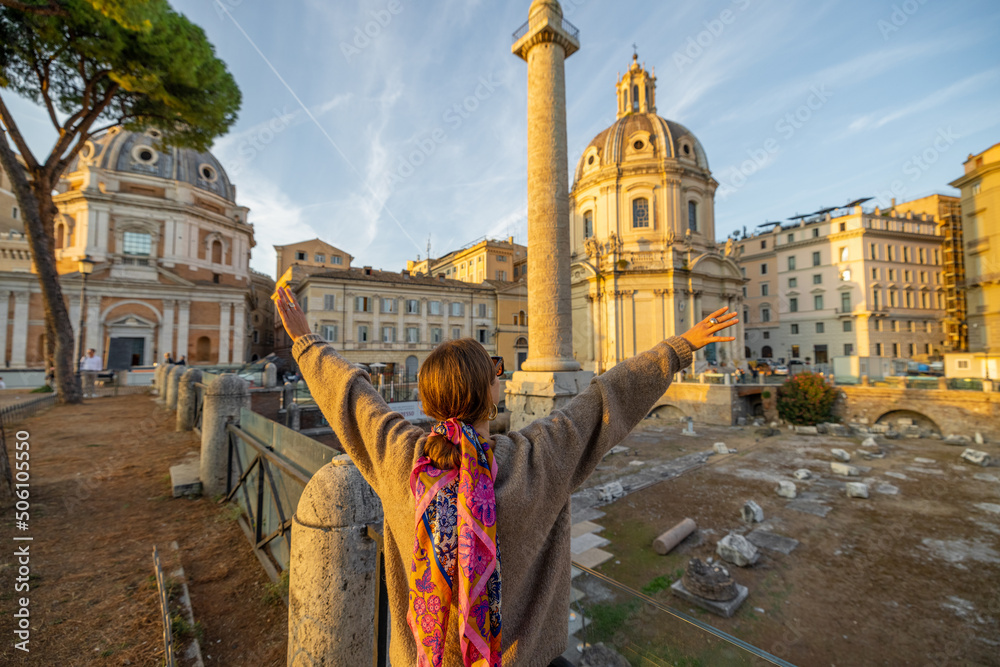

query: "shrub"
left=776, top=372, right=839, bottom=425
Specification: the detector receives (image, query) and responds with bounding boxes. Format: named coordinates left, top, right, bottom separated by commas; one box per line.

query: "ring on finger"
left=708, top=317, right=719, bottom=325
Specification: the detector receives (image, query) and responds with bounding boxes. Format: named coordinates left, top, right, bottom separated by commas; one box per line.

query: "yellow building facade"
left=569, top=56, right=744, bottom=373
left=407, top=236, right=526, bottom=284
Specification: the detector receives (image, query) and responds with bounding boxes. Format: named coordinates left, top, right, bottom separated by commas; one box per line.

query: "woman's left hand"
left=275, top=286, right=311, bottom=342
left=681, top=307, right=739, bottom=351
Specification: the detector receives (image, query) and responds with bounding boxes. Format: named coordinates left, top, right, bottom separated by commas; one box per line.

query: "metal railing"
left=512, top=14, right=580, bottom=43
left=152, top=546, right=176, bottom=667
left=0, top=394, right=56, bottom=427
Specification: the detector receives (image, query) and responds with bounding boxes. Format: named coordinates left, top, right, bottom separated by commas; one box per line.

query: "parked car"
left=772, top=365, right=790, bottom=376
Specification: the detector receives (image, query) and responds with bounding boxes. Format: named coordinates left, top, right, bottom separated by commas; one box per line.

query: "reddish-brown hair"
left=419, top=338, right=495, bottom=469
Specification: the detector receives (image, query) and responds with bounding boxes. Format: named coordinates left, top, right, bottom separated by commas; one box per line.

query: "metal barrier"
left=152, top=546, right=176, bottom=667
left=0, top=394, right=56, bottom=427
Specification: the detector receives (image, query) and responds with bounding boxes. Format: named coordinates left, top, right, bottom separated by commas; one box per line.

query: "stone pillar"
left=288, top=402, right=301, bottom=431
left=85, top=298, right=102, bottom=359
left=218, top=302, right=231, bottom=365
left=177, top=300, right=191, bottom=361
left=69, top=295, right=81, bottom=341
left=10, top=291, right=29, bottom=368
left=176, top=368, right=203, bottom=431
left=0, top=290, right=10, bottom=367
left=159, top=299, right=175, bottom=360
left=508, top=0, right=592, bottom=429
left=165, top=364, right=185, bottom=411
left=232, top=302, right=246, bottom=364
left=199, top=374, right=251, bottom=497
left=154, top=362, right=173, bottom=401
left=287, top=456, right=382, bottom=667
left=282, top=381, right=296, bottom=411
left=263, top=362, right=278, bottom=388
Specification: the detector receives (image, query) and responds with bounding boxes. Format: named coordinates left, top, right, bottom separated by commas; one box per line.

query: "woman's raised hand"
left=681, top=307, right=739, bottom=351
left=274, top=285, right=311, bottom=342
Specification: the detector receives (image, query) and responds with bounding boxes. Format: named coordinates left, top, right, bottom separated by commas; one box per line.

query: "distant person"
left=276, top=286, right=737, bottom=666
left=45, top=366, right=55, bottom=387
left=163, top=352, right=174, bottom=365
left=79, top=348, right=103, bottom=398
left=0, top=376, right=5, bottom=389
left=176, top=356, right=187, bottom=366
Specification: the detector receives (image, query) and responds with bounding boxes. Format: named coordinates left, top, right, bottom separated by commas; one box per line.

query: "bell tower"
left=616, top=53, right=656, bottom=118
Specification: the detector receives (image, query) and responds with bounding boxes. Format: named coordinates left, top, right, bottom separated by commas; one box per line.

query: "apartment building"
left=407, top=236, right=526, bottom=283
left=737, top=200, right=949, bottom=364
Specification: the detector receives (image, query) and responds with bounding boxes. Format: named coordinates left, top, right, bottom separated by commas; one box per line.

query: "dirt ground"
left=0, top=394, right=287, bottom=666
left=581, top=420, right=1000, bottom=667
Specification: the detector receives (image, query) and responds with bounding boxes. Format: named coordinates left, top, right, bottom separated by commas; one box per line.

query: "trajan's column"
left=507, top=0, right=594, bottom=429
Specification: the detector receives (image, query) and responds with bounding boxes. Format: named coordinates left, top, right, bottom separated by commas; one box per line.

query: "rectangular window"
left=497, top=254, right=508, bottom=262
left=295, top=251, right=307, bottom=261
left=315, top=254, right=325, bottom=263
left=813, top=274, right=822, bottom=285
left=841, top=292, right=851, bottom=312
left=381, top=298, right=397, bottom=314
left=406, top=299, right=420, bottom=314
left=892, top=320, right=899, bottom=332
left=843, top=320, right=853, bottom=332
left=322, top=324, right=339, bottom=342
left=787, top=233, right=794, bottom=243
left=381, top=326, right=396, bottom=343
left=870, top=243, right=878, bottom=260
left=920, top=292, right=929, bottom=308
left=450, top=302, right=464, bottom=317
left=902, top=247, right=911, bottom=262
left=790, top=297, right=798, bottom=313
left=122, top=231, right=152, bottom=255
left=872, top=268, right=879, bottom=280
left=324, top=294, right=336, bottom=311
left=839, top=222, right=846, bottom=232
left=925, top=321, right=932, bottom=333
left=331, top=255, right=343, bottom=265
left=406, top=327, right=419, bottom=343
left=791, top=345, right=800, bottom=358
left=429, top=300, right=441, bottom=316
left=904, top=291, right=913, bottom=308
left=924, top=343, right=931, bottom=354
left=358, top=325, right=369, bottom=342
left=887, top=246, right=895, bottom=262
left=875, top=342, right=883, bottom=356
left=839, top=247, right=848, bottom=262
left=761, top=284, right=769, bottom=297
left=872, top=289, right=881, bottom=309
left=477, top=303, right=487, bottom=318
left=788, top=256, right=797, bottom=271
left=906, top=320, right=913, bottom=332
left=253, top=330, right=259, bottom=344
left=688, top=201, right=698, bottom=232
left=789, top=277, right=797, bottom=288
left=760, top=240, right=767, bottom=249
left=496, top=270, right=507, bottom=281
left=889, top=290, right=898, bottom=307
left=918, top=248, right=926, bottom=264
left=477, top=328, right=488, bottom=344
left=583, top=211, right=594, bottom=239
left=356, top=296, right=372, bottom=312
left=904, top=270, right=912, bottom=282
left=814, top=295, right=824, bottom=310
left=816, top=322, right=825, bottom=333
left=844, top=343, right=854, bottom=355
left=791, top=323, right=799, bottom=334
left=763, top=331, right=770, bottom=339
left=812, top=251, right=821, bottom=266
left=11, top=206, right=17, bottom=220
left=873, top=319, right=882, bottom=332
left=892, top=343, right=900, bottom=357
left=632, top=198, right=650, bottom=228
left=431, top=327, right=443, bottom=343
left=742, top=286, right=748, bottom=297
left=760, top=263, right=768, bottom=275
left=761, top=308, right=771, bottom=323
left=452, top=327, right=462, bottom=339
left=934, top=249, right=940, bottom=265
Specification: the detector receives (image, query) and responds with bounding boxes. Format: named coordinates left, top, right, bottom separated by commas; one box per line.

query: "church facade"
left=0, top=127, right=261, bottom=369
left=569, top=56, right=745, bottom=373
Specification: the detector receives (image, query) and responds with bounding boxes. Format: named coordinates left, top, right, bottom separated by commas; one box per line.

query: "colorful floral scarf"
left=408, top=418, right=501, bottom=667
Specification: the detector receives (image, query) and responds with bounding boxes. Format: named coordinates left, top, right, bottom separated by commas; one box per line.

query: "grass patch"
left=30, top=385, right=53, bottom=393
left=263, top=569, right=290, bottom=606
left=640, top=567, right=685, bottom=595
left=582, top=601, right=639, bottom=645
left=216, top=502, right=243, bottom=523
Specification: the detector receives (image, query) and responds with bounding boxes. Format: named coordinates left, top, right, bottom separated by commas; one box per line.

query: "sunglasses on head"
left=490, top=356, right=504, bottom=377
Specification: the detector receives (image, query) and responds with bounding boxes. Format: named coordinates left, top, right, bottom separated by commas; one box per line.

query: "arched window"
left=745, top=346, right=752, bottom=358
left=688, top=201, right=698, bottom=232
left=761, top=345, right=773, bottom=358
left=514, top=337, right=528, bottom=348
left=632, top=85, right=639, bottom=111
left=583, top=210, right=594, bottom=239
left=211, top=239, right=223, bottom=264
left=196, top=336, right=211, bottom=362
left=405, top=355, right=419, bottom=382
left=632, top=198, right=649, bottom=228
left=518, top=310, right=527, bottom=326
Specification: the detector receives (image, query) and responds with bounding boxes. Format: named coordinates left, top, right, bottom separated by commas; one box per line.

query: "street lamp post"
left=75, top=256, right=95, bottom=395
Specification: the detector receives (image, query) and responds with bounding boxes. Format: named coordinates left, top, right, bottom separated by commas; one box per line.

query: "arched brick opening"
left=649, top=404, right=686, bottom=422
left=874, top=409, right=941, bottom=435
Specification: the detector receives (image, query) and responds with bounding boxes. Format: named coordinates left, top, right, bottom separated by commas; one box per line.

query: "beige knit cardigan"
left=292, top=332, right=694, bottom=666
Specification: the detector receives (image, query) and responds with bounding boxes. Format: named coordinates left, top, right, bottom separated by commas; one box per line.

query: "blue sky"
left=10, top=0, right=1000, bottom=278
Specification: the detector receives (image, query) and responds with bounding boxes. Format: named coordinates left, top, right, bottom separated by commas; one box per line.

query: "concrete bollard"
left=282, top=382, right=296, bottom=410
left=165, top=364, right=185, bottom=411
left=264, top=362, right=278, bottom=388
left=288, top=402, right=301, bottom=431
left=287, top=455, right=383, bottom=667
left=937, top=377, right=949, bottom=390
left=176, top=368, right=204, bottom=432
left=653, top=518, right=697, bottom=555
left=154, top=362, right=172, bottom=400
left=199, top=374, right=251, bottom=497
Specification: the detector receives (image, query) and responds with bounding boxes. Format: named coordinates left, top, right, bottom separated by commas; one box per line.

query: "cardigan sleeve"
left=291, top=333, right=424, bottom=495
left=510, top=336, right=694, bottom=496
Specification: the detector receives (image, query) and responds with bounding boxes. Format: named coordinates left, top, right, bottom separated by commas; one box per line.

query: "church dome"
left=71, top=127, right=236, bottom=202
left=573, top=55, right=710, bottom=186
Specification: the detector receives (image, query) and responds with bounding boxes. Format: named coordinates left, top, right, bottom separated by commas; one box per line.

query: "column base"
left=505, top=369, right=595, bottom=431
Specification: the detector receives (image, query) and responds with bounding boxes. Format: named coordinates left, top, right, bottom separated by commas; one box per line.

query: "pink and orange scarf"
left=408, top=418, right=501, bottom=667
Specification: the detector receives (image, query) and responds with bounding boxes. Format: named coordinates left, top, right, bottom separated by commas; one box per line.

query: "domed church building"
left=569, top=55, right=745, bottom=372
left=0, top=127, right=260, bottom=370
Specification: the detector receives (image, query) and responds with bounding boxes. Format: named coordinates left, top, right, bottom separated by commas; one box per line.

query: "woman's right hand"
left=681, top=307, right=738, bottom=351
left=275, top=286, right=311, bottom=342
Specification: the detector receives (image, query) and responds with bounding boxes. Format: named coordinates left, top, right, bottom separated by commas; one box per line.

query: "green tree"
left=0, top=0, right=240, bottom=403
left=776, top=372, right=840, bottom=425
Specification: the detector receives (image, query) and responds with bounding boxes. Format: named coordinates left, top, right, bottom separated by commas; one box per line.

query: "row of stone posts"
left=154, top=360, right=384, bottom=666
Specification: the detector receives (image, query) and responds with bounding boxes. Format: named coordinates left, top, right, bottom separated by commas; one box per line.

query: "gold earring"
left=488, top=403, right=498, bottom=420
